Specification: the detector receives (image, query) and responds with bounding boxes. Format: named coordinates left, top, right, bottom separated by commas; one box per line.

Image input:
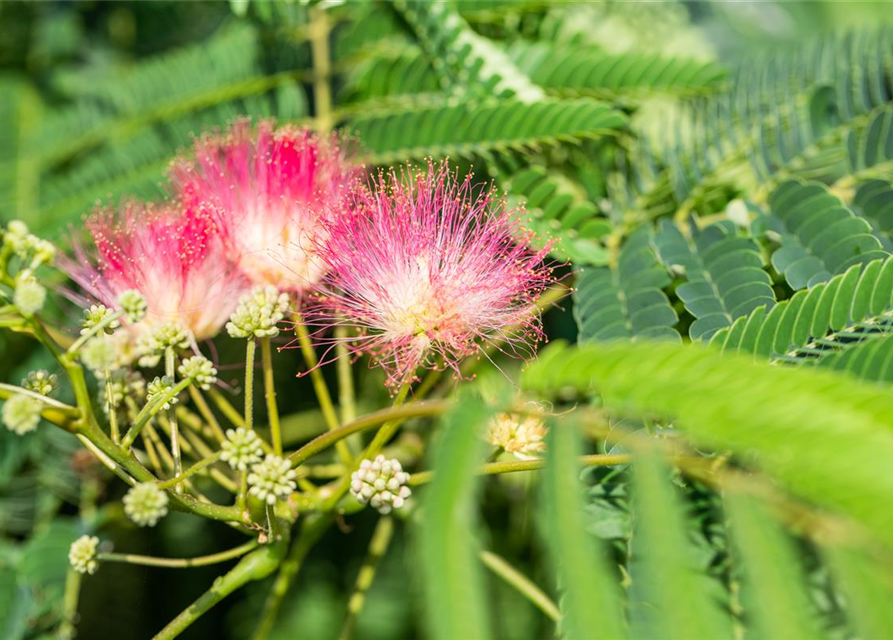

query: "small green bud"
left=123, top=482, right=169, bottom=527
left=13, top=277, right=46, bottom=317
left=81, top=304, right=119, bottom=335
left=226, top=286, right=290, bottom=339
left=2, top=394, right=42, bottom=435
left=350, top=455, right=412, bottom=514
left=145, top=322, right=189, bottom=352
left=221, top=428, right=264, bottom=471
left=178, top=355, right=217, bottom=390
left=146, top=376, right=178, bottom=410
left=247, top=455, right=297, bottom=505
left=69, top=535, right=100, bottom=575
left=80, top=336, right=118, bottom=372
left=22, top=370, right=58, bottom=396
left=118, top=289, right=147, bottom=323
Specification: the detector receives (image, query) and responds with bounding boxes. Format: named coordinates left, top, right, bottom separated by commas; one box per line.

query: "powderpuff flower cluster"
left=64, top=118, right=554, bottom=387
left=67, top=120, right=356, bottom=342
left=305, top=162, right=554, bottom=388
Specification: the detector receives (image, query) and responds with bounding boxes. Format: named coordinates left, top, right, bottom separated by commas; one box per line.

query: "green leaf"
left=523, top=340, right=893, bottom=547
left=725, top=492, right=825, bottom=640
left=823, top=543, right=893, bottom=640
left=653, top=219, right=775, bottom=340
left=542, top=419, right=626, bottom=640
left=0, top=75, right=41, bottom=224
left=574, top=227, right=679, bottom=342
left=349, top=98, right=627, bottom=166
left=417, top=392, right=491, bottom=640
left=628, top=449, right=731, bottom=640
left=768, top=180, right=888, bottom=290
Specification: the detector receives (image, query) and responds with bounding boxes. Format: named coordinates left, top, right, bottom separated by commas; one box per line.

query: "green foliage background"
left=5, top=1, right=893, bottom=639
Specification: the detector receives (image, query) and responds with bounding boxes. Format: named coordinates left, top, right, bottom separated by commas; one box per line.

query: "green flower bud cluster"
left=247, top=455, right=297, bottom=505
left=80, top=336, right=118, bottom=373
left=226, top=286, right=290, bottom=339
left=13, top=273, right=46, bottom=317
left=22, top=370, right=57, bottom=396
left=69, top=535, right=100, bottom=575
left=220, top=428, right=264, bottom=471
left=2, top=394, right=43, bottom=435
left=2, top=220, right=55, bottom=270
left=117, top=289, right=147, bottom=323
left=81, top=304, right=120, bottom=335
left=178, top=355, right=217, bottom=390
left=350, top=455, right=412, bottom=514
left=147, top=376, right=178, bottom=411
left=123, top=483, right=169, bottom=527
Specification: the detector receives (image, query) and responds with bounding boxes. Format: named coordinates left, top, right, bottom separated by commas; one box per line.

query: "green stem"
left=59, top=569, right=82, bottom=640
left=99, top=540, right=258, bottom=569
left=334, top=326, right=356, bottom=425
left=153, top=540, right=287, bottom=640
left=338, top=516, right=394, bottom=640
left=245, top=339, right=256, bottom=430
left=165, top=348, right=183, bottom=491
left=188, top=386, right=226, bottom=443
left=409, top=454, right=632, bottom=486
left=67, top=310, right=124, bottom=354
left=158, top=452, right=223, bottom=489
left=104, top=369, right=119, bottom=443
left=261, top=337, right=282, bottom=455
left=479, top=550, right=561, bottom=623
left=237, top=470, right=248, bottom=515
left=207, top=387, right=246, bottom=429
left=251, top=515, right=332, bottom=640
left=123, top=378, right=192, bottom=448
left=288, top=400, right=449, bottom=467
left=294, top=313, right=351, bottom=463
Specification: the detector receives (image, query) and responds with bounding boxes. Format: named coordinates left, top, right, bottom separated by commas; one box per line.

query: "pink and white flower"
left=304, top=162, right=555, bottom=388
left=67, top=200, right=247, bottom=341
left=170, top=119, right=358, bottom=290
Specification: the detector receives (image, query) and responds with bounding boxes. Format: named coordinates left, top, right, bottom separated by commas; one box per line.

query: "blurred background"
left=3, top=2, right=893, bottom=638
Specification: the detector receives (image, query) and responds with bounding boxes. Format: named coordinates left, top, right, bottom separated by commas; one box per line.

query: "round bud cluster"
left=22, top=370, right=58, bottom=396
left=81, top=304, right=119, bottom=335
left=2, top=394, right=43, bottom=435
left=3, top=221, right=55, bottom=268
left=80, top=336, right=118, bottom=373
left=123, top=482, right=169, bottom=527
left=146, top=376, right=178, bottom=411
left=247, top=455, right=297, bottom=505
left=178, top=356, right=217, bottom=390
left=13, top=275, right=46, bottom=317
left=117, top=289, right=147, bottom=323
left=146, top=322, right=190, bottom=352
left=226, top=286, right=290, bottom=339
left=69, top=535, right=100, bottom=575
left=221, top=428, right=264, bottom=471
left=487, top=412, right=547, bottom=460
left=350, top=455, right=412, bottom=514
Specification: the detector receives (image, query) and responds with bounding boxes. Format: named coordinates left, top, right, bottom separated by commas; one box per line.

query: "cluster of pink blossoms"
left=69, top=118, right=554, bottom=386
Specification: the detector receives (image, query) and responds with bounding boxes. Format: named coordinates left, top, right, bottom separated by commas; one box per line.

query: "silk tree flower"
left=170, top=119, right=359, bottom=290
left=305, top=162, right=555, bottom=389
left=65, top=200, right=247, bottom=341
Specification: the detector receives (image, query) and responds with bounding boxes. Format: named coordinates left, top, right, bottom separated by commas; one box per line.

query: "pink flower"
left=304, top=162, right=555, bottom=389
left=66, top=200, right=247, bottom=341
left=170, top=119, right=359, bottom=290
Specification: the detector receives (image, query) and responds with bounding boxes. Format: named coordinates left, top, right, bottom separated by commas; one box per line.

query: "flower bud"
left=350, top=455, right=412, bottom=514
left=123, top=482, right=169, bottom=527
left=178, top=355, right=217, bottom=390
left=2, top=394, right=42, bottom=435
left=247, top=455, right=297, bottom=505
left=117, top=289, right=147, bottom=323
left=22, top=370, right=57, bottom=396
left=146, top=376, right=178, bottom=411
left=80, top=336, right=118, bottom=373
left=13, top=277, right=46, bottom=317
left=226, top=286, right=290, bottom=339
left=69, top=535, right=100, bottom=575
left=81, top=304, right=119, bottom=335
left=221, top=428, right=264, bottom=471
